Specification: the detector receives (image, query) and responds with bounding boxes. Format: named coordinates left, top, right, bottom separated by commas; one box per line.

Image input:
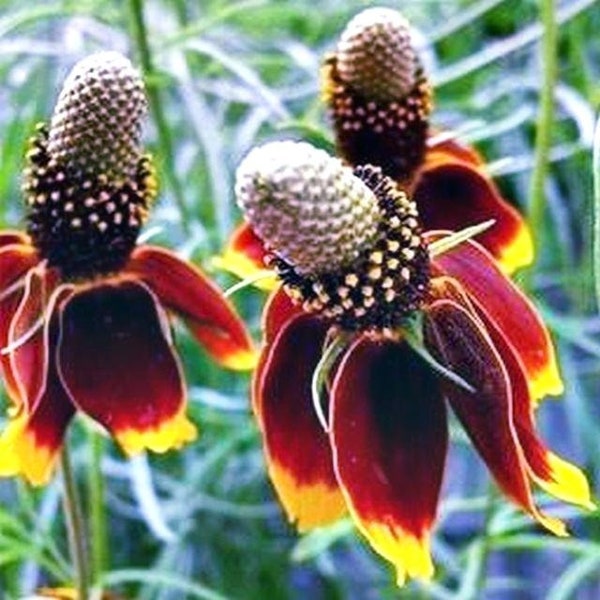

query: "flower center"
left=268, top=165, right=430, bottom=332
left=23, top=125, right=155, bottom=281
left=322, top=8, right=433, bottom=182
left=22, top=52, right=156, bottom=281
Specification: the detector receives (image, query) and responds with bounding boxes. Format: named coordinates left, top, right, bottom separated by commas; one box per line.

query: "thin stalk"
left=128, top=0, right=191, bottom=233
left=88, top=430, right=108, bottom=583
left=525, top=0, right=558, bottom=286
left=60, top=447, right=90, bottom=600
left=471, top=485, right=498, bottom=599
left=593, top=116, right=600, bottom=310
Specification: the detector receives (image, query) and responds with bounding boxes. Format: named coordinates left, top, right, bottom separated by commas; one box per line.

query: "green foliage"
left=0, top=0, right=599, bottom=598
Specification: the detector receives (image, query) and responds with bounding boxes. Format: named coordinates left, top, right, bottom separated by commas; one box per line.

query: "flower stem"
left=525, top=0, right=557, bottom=285
left=88, top=429, right=108, bottom=583
left=60, top=445, right=90, bottom=600
left=471, top=484, right=498, bottom=599
left=128, top=0, right=191, bottom=233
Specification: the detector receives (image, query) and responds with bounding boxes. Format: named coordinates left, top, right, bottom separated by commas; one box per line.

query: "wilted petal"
left=256, top=312, right=346, bottom=530
left=414, top=157, right=533, bottom=273
left=0, top=361, right=74, bottom=486
left=429, top=234, right=563, bottom=402
left=0, top=243, right=39, bottom=401
left=481, top=310, right=594, bottom=510
left=424, top=298, right=567, bottom=536
left=57, top=279, right=196, bottom=456
left=126, top=245, right=256, bottom=371
left=213, top=222, right=276, bottom=290
left=331, top=337, right=447, bottom=585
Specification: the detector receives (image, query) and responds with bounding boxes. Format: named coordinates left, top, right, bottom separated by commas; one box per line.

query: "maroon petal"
left=330, top=336, right=447, bottom=584
left=429, top=235, right=563, bottom=402
left=414, top=154, right=533, bottom=273
left=0, top=347, right=74, bottom=486
left=126, top=245, right=256, bottom=371
left=57, top=279, right=196, bottom=456
left=424, top=298, right=567, bottom=536
left=255, top=312, right=346, bottom=530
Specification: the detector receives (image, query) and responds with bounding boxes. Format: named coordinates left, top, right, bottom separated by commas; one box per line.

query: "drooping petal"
left=0, top=361, right=74, bottom=486
left=424, top=298, right=567, bottom=536
left=330, top=336, right=447, bottom=585
left=6, top=268, right=63, bottom=413
left=252, top=287, right=302, bottom=418
left=256, top=312, right=346, bottom=530
left=480, top=308, right=594, bottom=510
left=0, top=230, right=31, bottom=249
left=213, top=222, right=277, bottom=290
left=262, top=287, right=302, bottom=344
left=126, top=245, right=256, bottom=371
left=414, top=156, right=533, bottom=273
left=57, top=279, right=196, bottom=456
left=429, top=234, right=563, bottom=401
left=0, top=243, right=40, bottom=400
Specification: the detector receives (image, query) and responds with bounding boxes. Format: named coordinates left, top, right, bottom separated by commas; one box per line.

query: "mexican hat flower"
left=0, top=52, right=255, bottom=486
left=235, top=140, right=593, bottom=585
left=219, top=7, right=532, bottom=287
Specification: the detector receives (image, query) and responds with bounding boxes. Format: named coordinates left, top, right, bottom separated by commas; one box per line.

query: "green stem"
left=128, top=0, right=191, bottom=233
left=60, top=446, right=90, bottom=600
left=525, top=0, right=558, bottom=287
left=471, top=485, right=498, bottom=599
left=88, top=430, right=108, bottom=583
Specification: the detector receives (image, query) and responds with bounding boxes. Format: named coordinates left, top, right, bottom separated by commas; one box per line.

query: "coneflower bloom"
left=219, top=7, right=532, bottom=286
left=0, top=52, right=254, bottom=486
left=234, top=140, right=592, bottom=585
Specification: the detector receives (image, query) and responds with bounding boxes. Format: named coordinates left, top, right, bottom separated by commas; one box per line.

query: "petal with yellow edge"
left=56, top=279, right=196, bottom=456
left=429, top=234, right=563, bottom=402
left=214, top=222, right=277, bottom=290
left=0, top=243, right=40, bottom=402
left=330, top=336, right=447, bottom=586
left=7, top=268, right=62, bottom=413
left=126, top=245, right=256, bottom=371
left=426, top=135, right=484, bottom=167
left=0, top=360, right=74, bottom=486
left=257, top=312, right=346, bottom=531
left=424, top=299, right=567, bottom=537
left=414, top=157, right=533, bottom=273
left=252, top=288, right=301, bottom=419
left=481, top=307, right=594, bottom=510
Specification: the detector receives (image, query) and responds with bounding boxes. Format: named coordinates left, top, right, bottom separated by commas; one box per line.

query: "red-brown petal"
left=6, top=268, right=64, bottom=413
left=57, top=279, right=196, bottom=456
left=126, top=245, right=256, bottom=371
left=429, top=235, right=563, bottom=401
left=330, top=337, right=447, bottom=585
left=213, top=222, right=277, bottom=290
left=0, top=231, right=31, bottom=249
left=414, top=156, right=533, bottom=273
left=0, top=243, right=40, bottom=400
left=427, top=136, right=484, bottom=167
left=480, top=308, right=594, bottom=510
left=0, top=360, right=74, bottom=486
left=256, top=312, right=346, bottom=531
left=424, top=298, right=567, bottom=536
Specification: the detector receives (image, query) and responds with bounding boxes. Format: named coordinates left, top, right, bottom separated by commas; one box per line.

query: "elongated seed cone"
left=336, top=8, right=418, bottom=104
left=235, top=140, right=383, bottom=274
left=47, top=51, right=147, bottom=182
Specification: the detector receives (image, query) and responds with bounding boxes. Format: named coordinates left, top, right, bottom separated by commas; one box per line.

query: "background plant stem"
left=60, top=446, right=90, bottom=600
left=128, top=0, right=191, bottom=234
left=88, top=430, right=107, bottom=584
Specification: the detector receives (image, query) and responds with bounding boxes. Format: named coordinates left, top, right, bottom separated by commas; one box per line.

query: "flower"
left=218, top=7, right=532, bottom=286
left=234, top=140, right=593, bottom=586
left=0, top=52, right=255, bottom=486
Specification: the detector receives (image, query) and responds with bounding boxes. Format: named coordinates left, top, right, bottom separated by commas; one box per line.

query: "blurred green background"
left=0, top=0, right=599, bottom=598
